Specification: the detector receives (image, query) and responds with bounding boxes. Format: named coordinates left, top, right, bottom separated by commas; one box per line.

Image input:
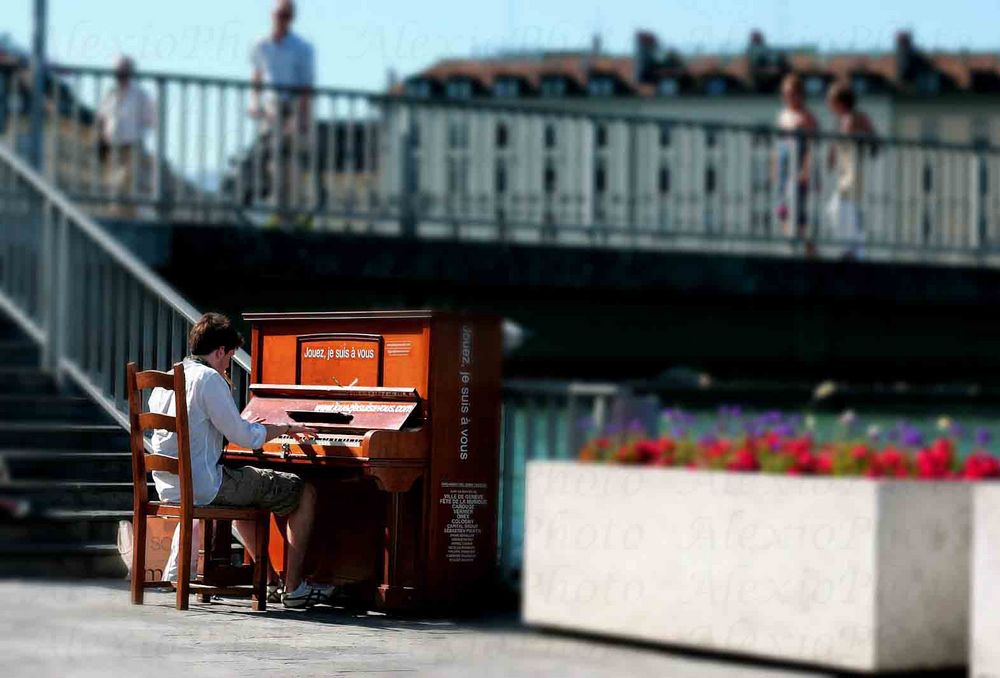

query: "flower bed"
left=579, top=407, right=1000, bottom=480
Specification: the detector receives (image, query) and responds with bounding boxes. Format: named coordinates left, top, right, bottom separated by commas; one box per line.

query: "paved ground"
left=0, top=580, right=914, bottom=678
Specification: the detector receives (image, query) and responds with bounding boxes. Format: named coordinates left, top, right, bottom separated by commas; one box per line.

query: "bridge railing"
left=3, top=62, right=1000, bottom=265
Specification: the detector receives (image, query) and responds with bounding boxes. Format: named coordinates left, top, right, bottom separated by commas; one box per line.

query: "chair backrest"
left=126, top=361, right=194, bottom=513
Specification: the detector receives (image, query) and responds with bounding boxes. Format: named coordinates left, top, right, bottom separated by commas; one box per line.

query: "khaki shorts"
left=210, top=466, right=303, bottom=516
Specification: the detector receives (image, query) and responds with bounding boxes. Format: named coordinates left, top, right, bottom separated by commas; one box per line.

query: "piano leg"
left=376, top=489, right=421, bottom=611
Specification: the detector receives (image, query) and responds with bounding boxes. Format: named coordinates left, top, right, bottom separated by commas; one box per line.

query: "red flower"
left=916, top=439, right=955, bottom=480
left=816, top=450, right=833, bottom=474
left=850, top=444, right=870, bottom=461
left=726, top=448, right=758, bottom=472
left=634, top=440, right=662, bottom=464
left=962, top=452, right=1000, bottom=480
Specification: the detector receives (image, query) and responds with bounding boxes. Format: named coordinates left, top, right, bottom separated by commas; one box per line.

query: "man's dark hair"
left=189, top=312, right=243, bottom=355
left=827, top=80, right=856, bottom=111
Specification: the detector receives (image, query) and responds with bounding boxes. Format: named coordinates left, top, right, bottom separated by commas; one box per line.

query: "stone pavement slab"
left=0, top=580, right=839, bottom=677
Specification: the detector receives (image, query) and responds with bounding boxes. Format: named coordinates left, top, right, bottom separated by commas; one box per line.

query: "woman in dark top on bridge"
left=774, top=74, right=818, bottom=256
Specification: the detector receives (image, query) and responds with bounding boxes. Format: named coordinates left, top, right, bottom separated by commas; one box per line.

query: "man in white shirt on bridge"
left=149, top=312, right=332, bottom=608
left=249, top=0, right=315, bottom=223
left=96, top=55, right=155, bottom=218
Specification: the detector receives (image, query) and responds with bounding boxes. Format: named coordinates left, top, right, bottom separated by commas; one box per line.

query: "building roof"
left=399, top=32, right=1000, bottom=97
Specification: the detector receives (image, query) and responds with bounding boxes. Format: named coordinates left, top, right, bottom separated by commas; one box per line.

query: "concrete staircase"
left=0, top=317, right=131, bottom=578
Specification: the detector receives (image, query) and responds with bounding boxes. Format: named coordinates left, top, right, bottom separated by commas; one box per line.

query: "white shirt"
left=149, top=359, right=267, bottom=506
left=251, top=31, right=315, bottom=103
left=98, top=85, right=155, bottom=146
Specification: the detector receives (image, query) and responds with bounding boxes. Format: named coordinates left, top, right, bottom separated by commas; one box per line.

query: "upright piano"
left=223, top=310, right=501, bottom=611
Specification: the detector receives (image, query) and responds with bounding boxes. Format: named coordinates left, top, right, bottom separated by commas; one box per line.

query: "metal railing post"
left=39, top=199, right=54, bottom=373
left=155, top=77, right=170, bottom=220
left=51, top=208, right=68, bottom=386
left=28, top=0, right=47, bottom=171
left=973, top=151, right=985, bottom=256
left=399, top=106, right=418, bottom=238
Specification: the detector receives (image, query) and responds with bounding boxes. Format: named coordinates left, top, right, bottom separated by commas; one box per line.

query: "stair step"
left=0, top=368, right=55, bottom=395
left=0, top=512, right=126, bottom=544
left=0, top=422, right=129, bottom=450
left=0, top=542, right=126, bottom=578
left=0, top=341, right=40, bottom=367
left=0, top=450, right=132, bottom=481
left=0, top=480, right=141, bottom=510
left=0, top=395, right=105, bottom=422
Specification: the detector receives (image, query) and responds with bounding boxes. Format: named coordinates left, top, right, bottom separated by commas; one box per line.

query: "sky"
left=4, top=0, right=1000, bottom=91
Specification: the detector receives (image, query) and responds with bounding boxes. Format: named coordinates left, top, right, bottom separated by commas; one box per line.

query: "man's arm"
left=249, top=41, right=265, bottom=119
left=141, top=90, right=156, bottom=134
left=201, top=374, right=268, bottom=449
left=201, top=374, right=314, bottom=447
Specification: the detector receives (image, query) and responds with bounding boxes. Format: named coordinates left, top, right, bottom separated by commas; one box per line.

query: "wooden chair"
left=127, top=361, right=270, bottom=611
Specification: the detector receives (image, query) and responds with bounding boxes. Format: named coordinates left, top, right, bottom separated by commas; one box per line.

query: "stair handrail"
left=0, top=140, right=252, bottom=428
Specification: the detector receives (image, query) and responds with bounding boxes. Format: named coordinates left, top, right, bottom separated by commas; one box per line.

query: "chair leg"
left=198, top=519, right=212, bottom=604
left=176, top=516, right=192, bottom=611
left=252, top=515, right=270, bottom=611
left=130, top=512, right=146, bottom=605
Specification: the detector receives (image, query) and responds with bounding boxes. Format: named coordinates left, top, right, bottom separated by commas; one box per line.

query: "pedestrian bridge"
left=3, top=63, right=1000, bottom=269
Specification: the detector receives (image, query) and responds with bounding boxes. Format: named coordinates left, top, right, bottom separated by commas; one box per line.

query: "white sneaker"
left=282, top=581, right=335, bottom=609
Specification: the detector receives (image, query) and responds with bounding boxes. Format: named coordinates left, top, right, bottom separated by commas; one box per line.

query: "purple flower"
left=976, top=428, right=993, bottom=447
left=577, top=416, right=595, bottom=431
left=773, top=424, right=794, bottom=438
left=900, top=425, right=924, bottom=448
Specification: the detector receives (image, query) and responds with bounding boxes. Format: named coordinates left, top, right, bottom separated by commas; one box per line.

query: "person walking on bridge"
left=774, top=74, right=818, bottom=256
left=826, top=80, right=876, bottom=260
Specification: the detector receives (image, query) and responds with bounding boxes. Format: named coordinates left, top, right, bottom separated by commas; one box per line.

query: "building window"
left=495, top=159, right=507, bottom=194
left=705, top=127, right=717, bottom=147
left=658, top=166, right=670, bottom=194
left=448, top=119, right=468, bottom=149
left=659, top=123, right=672, bottom=147
left=446, top=80, right=473, bottom=100
left=496, top=122, right=508, bottom=148
left=544, top=161, right=557, bottom=194
left=405, top=80, right=431, bottom=98
left=705, top=166, right=716, bottom=193
left=594, top=159, right=607, bottom=193
left=588, top=77, right=615, bottom=97
left=658, top=78, right=679, bottom=96
left=916, top=71, right=941, bottom=95
left=705, top=77, right=727, bottom=96
left=541, top=77, right=567, bottom=97
left=493, top=78, right=520, bottom=98
left=972, top=118, right=992, bottom=148
left=595, top=123, right=608, bottom=148
left=409, top=122, right=421, bottom=148
left=805, top=76, right=826, bottom=97
left=920, top=119, right=939, bottom=142
left=447, top=157, right=467, bottom=194
left=923, top=164, right=933, bottom=192
left=544, top=124, right=557, bottom=148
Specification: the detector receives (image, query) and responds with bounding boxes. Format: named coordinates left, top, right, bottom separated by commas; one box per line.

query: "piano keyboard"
left=275, top=433, right=364, bottom=447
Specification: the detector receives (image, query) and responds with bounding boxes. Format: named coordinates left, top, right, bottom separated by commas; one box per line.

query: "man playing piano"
left=149, top=312, right=333, bottom=608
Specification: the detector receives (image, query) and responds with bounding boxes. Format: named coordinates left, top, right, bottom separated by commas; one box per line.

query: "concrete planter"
left=972, top=484, right=1000, bottom=678
left=522, top=462, right=971, bottom=673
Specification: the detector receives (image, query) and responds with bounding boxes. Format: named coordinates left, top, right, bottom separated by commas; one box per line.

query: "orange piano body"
left=223, top=310, right=501, bottom=611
